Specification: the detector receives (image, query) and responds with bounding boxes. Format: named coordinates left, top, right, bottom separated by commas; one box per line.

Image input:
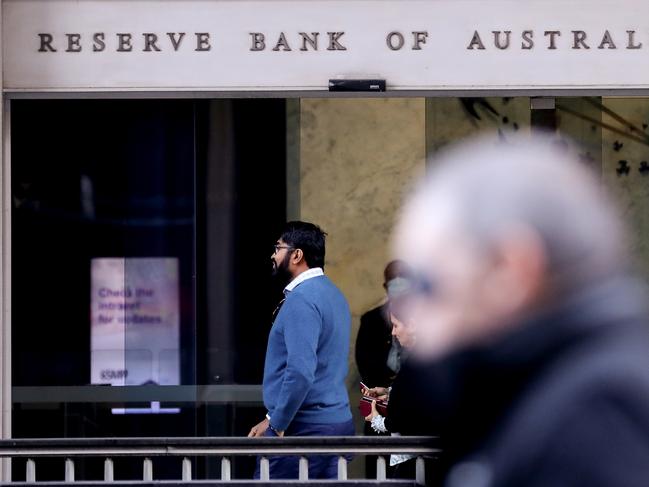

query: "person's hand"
left=248, top=418, right=269, bottom=437
left=364, top=387, right=389, bottom=401
left=364, top=400, right=379, bottom=422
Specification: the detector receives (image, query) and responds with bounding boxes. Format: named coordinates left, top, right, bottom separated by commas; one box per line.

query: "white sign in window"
left=90, top=257, right=180, bottom=386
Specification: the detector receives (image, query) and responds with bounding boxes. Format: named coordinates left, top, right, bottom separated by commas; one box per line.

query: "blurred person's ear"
left=480, top=225, right=547, bottom=328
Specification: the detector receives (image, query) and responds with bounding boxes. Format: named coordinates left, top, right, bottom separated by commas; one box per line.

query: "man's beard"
left=271, top=252, right=293, bottom=287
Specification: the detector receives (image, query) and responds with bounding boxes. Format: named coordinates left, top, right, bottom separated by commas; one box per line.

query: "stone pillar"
left=298, top=98, right=426, bottom=456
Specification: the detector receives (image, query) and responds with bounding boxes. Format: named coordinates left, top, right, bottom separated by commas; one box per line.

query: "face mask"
left=386, top=277, right=412, bottom=298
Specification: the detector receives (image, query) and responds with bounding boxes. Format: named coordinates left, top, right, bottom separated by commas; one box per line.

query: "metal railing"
left=0, top=437, right=440, bottom=485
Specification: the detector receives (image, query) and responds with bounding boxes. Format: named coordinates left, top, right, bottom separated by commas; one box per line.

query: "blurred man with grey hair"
left=394, top=136, right=649, bottom=486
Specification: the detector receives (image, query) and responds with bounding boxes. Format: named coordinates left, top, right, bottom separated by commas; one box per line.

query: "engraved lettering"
left=167, top=32, right=186, bottom=51
left=467, top=31, right=485, bottom=50
left=66, top=33, right=82, bottom=52
left=143, top=33, right=161, bottom=52
left=627, top=30, right=642, bottom=49
left=493, top=30, right=511, bottom=49
left=250, top=32, right=266, bottom=51
left=386, top=31, right=405, bottom=50
left=572, top=30, right=590, bottom=49
left=272, top=32, right=292, bottom=51
left=93, top=33, right=106, bottom=52
left=327, top=32, right=347, bottom=51
left=598, top=30, right=617, bottom=49
left=522, top=30, right=534, bottom=49
left=117, top=33, right=133, bottom=52
left=299, top=32, right=319, bottom=51
left=195, top=33, right=211, bottom=51
left=412, top=31, right=428, bottom=50
left=38, top=33, right=57, bottom=52
left=544, top=30, right=561, bottom=50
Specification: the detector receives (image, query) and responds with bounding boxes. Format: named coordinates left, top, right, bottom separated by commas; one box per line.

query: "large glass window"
left=11, top=99, right=287, bottom=479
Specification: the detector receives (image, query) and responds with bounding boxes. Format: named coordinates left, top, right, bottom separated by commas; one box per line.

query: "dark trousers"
left=254, top=419, right=355, bottom=480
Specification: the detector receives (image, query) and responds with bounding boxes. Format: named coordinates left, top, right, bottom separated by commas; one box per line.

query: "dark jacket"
left=382, top=357, right=435, bottom=437
left=419, top=277, right=649, bottom=487
left=356, top=304, right=397, bottom=387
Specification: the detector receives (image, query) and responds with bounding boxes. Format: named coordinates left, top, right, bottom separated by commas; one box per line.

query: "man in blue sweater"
left=248, top=221, right=354, bottom=479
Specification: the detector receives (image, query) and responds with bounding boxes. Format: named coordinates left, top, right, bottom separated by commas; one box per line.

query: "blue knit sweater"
left=263, top=275, right=352, bottom=431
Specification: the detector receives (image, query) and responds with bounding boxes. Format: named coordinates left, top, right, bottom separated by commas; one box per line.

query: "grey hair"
left=419, top=135, right=627, bottom=290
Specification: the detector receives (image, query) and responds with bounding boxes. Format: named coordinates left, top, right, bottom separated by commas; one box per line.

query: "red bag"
left=359, top=395, right=389, bottom=417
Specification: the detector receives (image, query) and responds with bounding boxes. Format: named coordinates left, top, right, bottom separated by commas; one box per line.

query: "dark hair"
left=280, top=221, right=327, bottom=269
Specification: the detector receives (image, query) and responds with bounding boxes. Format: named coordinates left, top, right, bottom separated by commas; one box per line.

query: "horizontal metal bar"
left=12, top=385, right=263, bottom=404
left=6, top=88, right=649, bottom=100
left=0, top=448, right=169, bottom=457
left=2, top=482, right=421, bottom=487
left=164, top=447, right=440, bottom=456
left=0, top=436, right=440, bottom=462
left=0, top=447, right=439, bottom=458
left=0, top=436, right=438, bottom=448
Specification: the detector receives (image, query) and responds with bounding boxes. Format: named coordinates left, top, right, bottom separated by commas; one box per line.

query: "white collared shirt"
left=284, top=267, right=324, bottom=295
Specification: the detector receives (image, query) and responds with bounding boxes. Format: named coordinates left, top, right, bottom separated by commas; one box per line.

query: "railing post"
left=337, top=456, right=347, bottom=480
left=25, top=459, right=35, bottom=483
left=376, top=456, right=386, bottom=481
left=260, top=457, right=270, bottom=481
left=182, top=458, right=192, bottom=481
left=142, top=458, right=153, bottom=481
left=221, top=457, right=231, bottom=481
left=65, top=458, right=75, bottom=482
left=298, top=457, right=309, bottom=481
left=416, top=456, right=426, bottom=484
left=103, top=458, right=114, bottom=482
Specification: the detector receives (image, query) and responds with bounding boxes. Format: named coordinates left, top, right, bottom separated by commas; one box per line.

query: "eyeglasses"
left=273, top=244, right=295, bottom=254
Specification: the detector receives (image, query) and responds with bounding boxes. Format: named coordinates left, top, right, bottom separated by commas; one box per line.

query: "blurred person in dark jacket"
left=356, top=261, right=410, bottom=479
left=364, top=308, right=422, bottom=479
left=393, top=136, right=649, bottom=487
left=356, top=260, right=410, bottom=388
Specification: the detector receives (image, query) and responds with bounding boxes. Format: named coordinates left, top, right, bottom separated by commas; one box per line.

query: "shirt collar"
left=284, top=267, right=324, bottom=294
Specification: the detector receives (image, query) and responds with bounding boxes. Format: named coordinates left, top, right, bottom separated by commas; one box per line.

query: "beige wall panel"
left=299, top=98, right=426, bottom=398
